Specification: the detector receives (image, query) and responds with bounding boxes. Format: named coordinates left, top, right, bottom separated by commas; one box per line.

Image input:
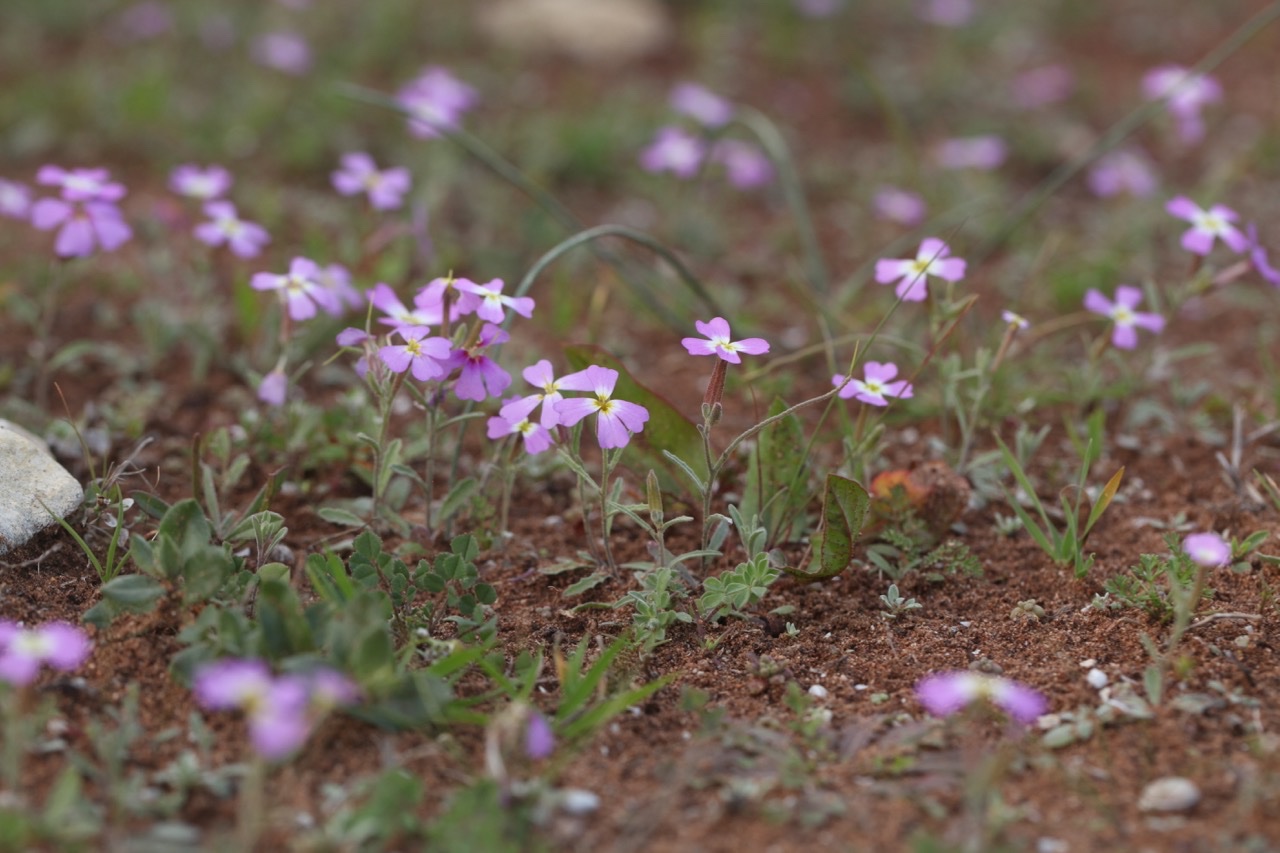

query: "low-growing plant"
left=879, top=583, right=923, bottom=619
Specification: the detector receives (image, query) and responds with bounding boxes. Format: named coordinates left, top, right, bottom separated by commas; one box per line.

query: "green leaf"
left=784, top=474, right=869, bottom=581
left=562, top=572, right=610, bottom=597
left=741, top=397, right=809, bottom=543
left=438, top=478, right=478, bottom=525
left=100, top=574, right=165, bottom=607
left=564, top=344, right=705, bottom=480
left=318, top=506, right=368, bottom=528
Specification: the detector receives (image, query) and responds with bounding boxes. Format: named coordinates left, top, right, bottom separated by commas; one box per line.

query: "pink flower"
left=0, top=621, right=92, bottom=687
left=670, top=83, right=733, bottom=128
left=1183, top=532, right=1230, bottom=567
left=873, top=186, right=927, bottom=226
left=874, top=237, right=966, bottom=301
left=193, top=660, right=358, bottom=761
left=639, top=127, right=706, bottom=179
left=251, top=257, right=341, bottom=321
left=488, top=400, right=554, bottom=455
left=457, top=278, right=535, bottom=324
left=444, top=324, right=512, bottom=402
left=916, top=671, right=1047, bottom=724
left=555, top=366, right=650, bottom=449
left=1246, top=224, right=1280, bottom=288
left=1001, top=309, right=1030, bottom=331
left=0, top=179, right=31, bottom=219
left=31, top=198, right=132, bottom=257
left=934, top=135, right=1007, bottom=171
left=1087, top=148, right=1158, bottom=198
left=1165, top=196, right=1247, bottom=256
left=1142, top=65, right=1221, bottom=145
left=170, top=164, right=232, bottom=201
left=331, top=152, right=411, bottom=211
left=257, top=368, right=288, bottom=406
left=1011, top=65, right=1074, bottom=109
left=36, top=166, right=125, bottom=202
left=314, top=263, right=363, bottom=311
left=502, top=360, right=566, bottom=430
left=367, top=282, right=444, bottom=330
left=681, top=317, right=770, bottom=364
left=711, top=140, right=774, bottom=188
left=525, top=710, right=555, bottom=759
left=194, top=201, right=269, bottom=258
left=251, top=31, right=311, bottom=75
left=111, top=2, right=174, bottom=41
left=915, top=0, right=974, bottom=27
left=1083, top=285, right=1165, bottom=350
left=832, top=361, right=913, bottom=407
left=397, top=66, right=478, bottom=139
left=378, top=326, right=451, bottom=381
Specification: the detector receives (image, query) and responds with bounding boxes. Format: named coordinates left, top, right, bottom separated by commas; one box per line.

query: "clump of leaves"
left=866, top=524, right=982, bottom=583
left=1101, top=537, right=1213, bottom=622
left=879, top=583, right=922, bottom=619
left=699, top=552, right=782, bottom=622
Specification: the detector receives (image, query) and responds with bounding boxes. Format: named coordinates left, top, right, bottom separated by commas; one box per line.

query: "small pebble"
left=560, top=789, right=601, bottom=815
left=1086, top=668, right=1108, bottom=689
left=808, top=684, right=829, bottom=699
left=1138, top=777, right=1200, bottom=813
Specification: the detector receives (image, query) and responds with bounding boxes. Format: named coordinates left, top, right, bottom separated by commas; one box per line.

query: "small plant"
left=995, top=435, right=1124, bottom=577
left=879, top=583, right=922, bottom=619
left=699, top=552, right=782, bottom=622
left=1104, top=541, right=1212, bottom=622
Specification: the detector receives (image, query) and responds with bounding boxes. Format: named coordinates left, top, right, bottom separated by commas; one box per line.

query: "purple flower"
left=258, top=368, right=288, bottom=406
left=397, top=66, right=478, bottom=139
left=0, top=179, right=32, bottom=219
left=0, top=621, right=92, bottom=687
left=251, top=257, right=341, bottom=321
left=194, top=201, right=270, bottom=258
left=170, top=164, right=232, bottom=201
left=251, top=31, right=311, bottom=75
left=554, top=365, right=650, bottom=450
left=378, top=326, right=451, bottom=381
left=111, top=2, right=174, bottom=41
left=1011, top=65, right=1074, bottom=110
left=367, top=282, right=443, bottom=331
left=915, top=0, right=974, bottom=26
left=875, top=237, right=966, bottom=302
left=331, top=152, right=412, bottom=211
left=525, top=710, right=556, bottom=759
left=31, top=198, right=132, bottom=258
left=457, top=278, right=535, bottom=324
left=488, top=401, right=554, bottom=455
left=1143, top=65, right=1222, bottom=145
left=193, top=660, right=358, bottom=761
left=639, top=127, right=706, bottom=179
left=36, top=166, right=125, bottom=202
left=681, top=317, right=770, bottom=364
left=445, top=324, right=512, bottom=402
left=314, top=263, right=363, bottom=312
left=873, top=186, right=927, bottom=226
left=1087, top=148, right=1158, bottom=198
left=502, top=360, right=566, bottom=430
left=669, top=82, right=733, bottom=128
left=418, top=275, right=482, bottom=322
left=1165, top=196, right=1247, bottom=256
left=832, top=361, right=913, bottom=407
left=916, top=671, right=1047, bottom=724
left=1183, top=532, right=1230, bottom=567
left=934, top=135, right=1006, bottom=171
left=710, top=140, right=773, bottom=189
left=1083, top=285, right=1165, bottom=350
left=1001, top=309, right=1030, bottom=331
left=1246, top=224, right=1280, bottom=287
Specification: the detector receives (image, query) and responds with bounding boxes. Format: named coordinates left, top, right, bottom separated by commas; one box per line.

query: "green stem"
left=237, top=755, right=267, bottom=850
left=372, top=371, right=408, bottom=523
left=32, top=260, right=67, bottom=412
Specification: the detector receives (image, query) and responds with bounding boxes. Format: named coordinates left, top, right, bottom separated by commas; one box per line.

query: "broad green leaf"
left=740, top=397, right=809, bottom=543
left=318, top=506, right=368, bottom=528
left=562, top=572, right=610, bottom=597
left=100, top=574, right=165, bottom=607
left=784, top=474, right=869, bottom=581
left=563, top=344, right=705, bottom=481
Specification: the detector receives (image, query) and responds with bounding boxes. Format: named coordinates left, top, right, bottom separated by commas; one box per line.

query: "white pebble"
left=1086, top=668, right=1109, bottom=689
left=1138, top=777, right=1200, bottom=813
left=808, top=684, right=829, bottom=699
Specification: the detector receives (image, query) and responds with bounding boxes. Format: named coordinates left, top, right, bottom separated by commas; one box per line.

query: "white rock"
left=1138, top=777, right=1200, bottom=813
left=1086, top=668, right=1109, bottom=689
left=0, top=420, right=83, bottom=555
left=808, top=684, right=829, bottom=699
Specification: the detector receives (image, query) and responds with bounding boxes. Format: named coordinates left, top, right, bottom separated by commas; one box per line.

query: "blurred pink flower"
left=875, top=237, right=966, bottom=301
left=170, top=164, right=232, bottom=201
left=670, top=82, right=733, bottom=128
left=331, top=152, right=411, bottom=211
left=252, top=31, right=312, bottom=75
left=916, top=0, right=974, bottom=27
left=1087, top=148, right=1158, bottom=198
left=794, top=0, right=844, bottom=17
left=1012, top=65, right=1074, bottom=109
left=31, top=198, right=132, bottom=257
left=639, top=126, right=706, bottom=178
left=1143, top=65, right=1221, bottom=145
left=916, top=671, right=1046, bottom=724
left=0, top=621, right=92, bottom=687
left=194, top=201, right=269, bottom=258
left=1165, top=196, right=1247, bottom=256
left=1083, top=285, right=1164, bottom=350
left=1183, top=532, right=1230, bottom=567
left=711, top=140, right=773, bottom=188
left=397, top=66, right=478, bottom=139
left=0, top=179, right=31, bottom=219
left=257, top=369, right=288, bottom=406
left=873, top=186, right=927, bottom=226
left=935, top=136, right=1007, bottom=171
